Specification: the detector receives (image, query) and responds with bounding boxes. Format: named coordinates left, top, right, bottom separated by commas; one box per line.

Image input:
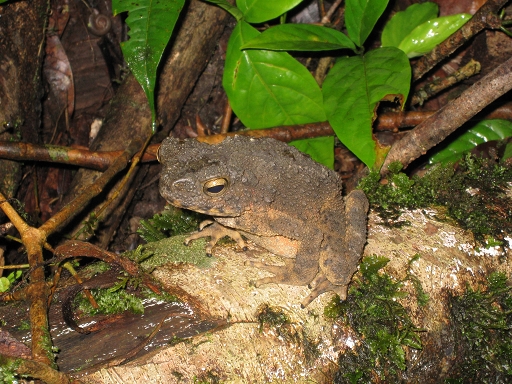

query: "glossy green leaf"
left=241, top=24, right=356, bottom=51
left=323, top=47, right=410, bottom=168
left=381, top=2, right=438, bottom=48
left=0, top=277, right=10, bottom=293
left=345, top=0, right=389, bottom=47
left=204, top=0, right=244, bottom=21
left=290, top=136, right=335, bottom=169
left=112, top=0, right=185, bottom=129
left=236, top=0, right=303, bottom=23
left=223, top=21, right=326, bottom=129
left=398, top=13, right=471, bottom=58
left=429, top=119, right=512, bottom=165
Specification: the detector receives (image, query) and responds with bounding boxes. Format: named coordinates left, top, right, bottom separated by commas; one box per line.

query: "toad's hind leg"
left=246, top=256, right=318, bottom=288
left=320, top=189, right=369, bottom=286
left=300, top=274, right=348, bottom=308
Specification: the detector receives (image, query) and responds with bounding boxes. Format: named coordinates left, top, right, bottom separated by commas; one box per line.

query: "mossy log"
left=80, top=209, right=511, bottom=383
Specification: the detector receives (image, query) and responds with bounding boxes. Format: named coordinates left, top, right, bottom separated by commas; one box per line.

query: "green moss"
left=257, top=304, right=320, bottom=364
left=0, top=356, right=21, bottom=383
left=257, top=303, right=289, bottom=332
left=76, top=288, right=145, bottom=316
left=329, top=256, right=425, bottom=383
left=17, top=320, right=31, bottom=331
left=360, top=155, right=512, bottom=242
left=138, top=206, right=203, bottom=242
left=127, top=235, right=214, bottom=270
left=447, top=272, right=512, bottom=382
left=78, top=261, right=111, bottom=280
left=406, top=254, right=430, bottom=307
left=75, top=275, right=179, bottom=317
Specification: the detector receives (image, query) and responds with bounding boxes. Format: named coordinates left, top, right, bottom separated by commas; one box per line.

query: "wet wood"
left=72, top=210, right=510, bottom=383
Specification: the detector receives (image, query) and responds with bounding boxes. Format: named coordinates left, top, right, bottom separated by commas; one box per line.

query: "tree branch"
left=382, top=54, right=512, bottom=174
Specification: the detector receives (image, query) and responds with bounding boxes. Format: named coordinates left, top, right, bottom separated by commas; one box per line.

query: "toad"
left=158, top=136, right=369, bottom=307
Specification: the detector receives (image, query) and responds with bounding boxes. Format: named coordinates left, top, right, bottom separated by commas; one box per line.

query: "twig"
left=220, top=100, right=233, bottom=134
left=412, top=0, right=506, bottom=81
left=0, top=136, right=145, bottom=366
left=321, top=0, right=343, bottom=24
left=411, top=59, right=481, bottom=106
left=2, top=103, right=512, bottom=170
left=39, top=137, right=144, bottom=235
left=382, top=54, right=512, bottom=174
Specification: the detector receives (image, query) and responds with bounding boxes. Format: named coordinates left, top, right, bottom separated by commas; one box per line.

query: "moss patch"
left=447, top=272, right=512, bottom=382
left=360, top=154, right=512, bottom=243
left=137, top=205, right=202, bottom=243
left=328, top=256, right=425, bottom=383
left=126, top=235, right=213, bottom=270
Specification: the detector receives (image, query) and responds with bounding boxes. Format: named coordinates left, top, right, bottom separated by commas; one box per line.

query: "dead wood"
left=382, top=54, right=512, bottom=174
left=412, top=0, right=506, bottom=81
left=73, top=210, right=512, bottom=383
left=0, top=0, right=47, bottom=202
left=0, top=355, right=71, bottom=384
left=411, top=59, right=481, bottom=106
left=56, top=0, right=231, bottom=247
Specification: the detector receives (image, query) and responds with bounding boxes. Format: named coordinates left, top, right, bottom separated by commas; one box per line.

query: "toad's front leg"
left=185, top=220, right=247, bottom=256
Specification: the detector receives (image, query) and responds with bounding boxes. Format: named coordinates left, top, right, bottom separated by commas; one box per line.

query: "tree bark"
left=75, top=210, right=512, bottom=383
left=57, top=1, right=232, bottom=245
left=0, top=0, right=47, bottom=199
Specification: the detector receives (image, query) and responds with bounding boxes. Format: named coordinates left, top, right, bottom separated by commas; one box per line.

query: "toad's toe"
left=300, top=274, right=348, bottom=308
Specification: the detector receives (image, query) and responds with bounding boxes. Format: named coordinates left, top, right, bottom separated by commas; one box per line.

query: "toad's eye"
left=203, top=178, right=229, bottom=196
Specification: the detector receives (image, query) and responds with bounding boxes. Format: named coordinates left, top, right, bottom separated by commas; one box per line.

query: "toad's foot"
left=246, top=258, right=317, bottom=292
left=185, top=220, right=246, bottom=256
left=247, top=259, right=344, bottom=308
left=300, top=273, right=348, bottom=308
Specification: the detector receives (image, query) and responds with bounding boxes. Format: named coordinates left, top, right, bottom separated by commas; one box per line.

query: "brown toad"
left=158, top=135, right=369, bottom=307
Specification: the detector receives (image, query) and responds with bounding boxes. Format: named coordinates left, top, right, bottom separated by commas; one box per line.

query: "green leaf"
left=429, top=119, right=512, bottom=165
left=323, top=47, right=410, bottom=168
left=112, top=0, right=185, bottom=130
left=241, top=24, right=356, bottom=51
left=398, top=13, right=471, bottom=58
left=290, top=136, right=335, bottom=169
left=345, top=0, right=389, bottom=47
left=236, top=0, right=303, bottom=23
left=381, top=2, right=439, bottom=48
left=223, top=21, right=326, bottom=129
left=503, top=141, right=512, bottom=161
left=0, top=277, right=10, bottom=292
left=7, top=270, right=21, bottom=283
left=204, top=0, right=244, bottom=21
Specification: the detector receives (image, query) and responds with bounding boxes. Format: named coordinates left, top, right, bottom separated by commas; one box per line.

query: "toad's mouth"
left=164, top=197, right=239, bottom=217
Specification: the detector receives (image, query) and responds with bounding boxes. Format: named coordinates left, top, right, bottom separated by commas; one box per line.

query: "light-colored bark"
left=81, top=210, right=511, bottom=383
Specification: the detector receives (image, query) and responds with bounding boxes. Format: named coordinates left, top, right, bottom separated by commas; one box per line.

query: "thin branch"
left=0, top=354, right=72, bottom=384
left=412, top=0, right=506, bottom=81
left=2, top=104, right=512, bottom=170
left=382, top=54, right=512, bottom=174
left=39, top=137, right=144, bottom=236
left=411, top=59, right=481, bottom=106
